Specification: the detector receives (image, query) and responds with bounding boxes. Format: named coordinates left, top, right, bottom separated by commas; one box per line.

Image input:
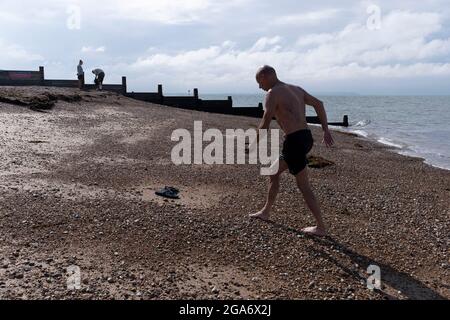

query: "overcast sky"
left=1, top=0, right=450, bottom=94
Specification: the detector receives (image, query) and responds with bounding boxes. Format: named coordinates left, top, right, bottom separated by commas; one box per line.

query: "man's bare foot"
left=249, top=209, right=270, bottom=221
left=301, top=226, right=327, bottom=237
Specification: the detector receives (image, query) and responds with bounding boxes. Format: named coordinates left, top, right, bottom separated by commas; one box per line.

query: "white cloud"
left=296, top=33, right=334, bottom=47
left=249, top=36, right=282, bottom=52
left=294, top=11, right=450, bottom=69
left=111, top=0, right=213, bottom=24
left=0, top=1, right=62, bottom=24
left=0, top=0, right=253, bottom=25
left=0, top=11, right=24, bottom=23
left=272, top=9, right=340, bottom=26
left=109, top=0, right=253, bottom=24
left=109, top=10, right=450, bottom=92
left=82, top=46, right=106, bottom=53
left=305, top=62, right=450, bottom=80
left=0, top=39, right=44, bottom=66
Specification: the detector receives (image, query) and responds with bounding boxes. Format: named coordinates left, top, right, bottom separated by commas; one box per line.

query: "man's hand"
left=322, top=129, right=334, bottom=147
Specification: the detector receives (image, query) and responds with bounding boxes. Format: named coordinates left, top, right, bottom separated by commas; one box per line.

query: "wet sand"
left=0, top=86, right=449, bottom=300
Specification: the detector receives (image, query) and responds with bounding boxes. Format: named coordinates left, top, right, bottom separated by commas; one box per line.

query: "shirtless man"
left=250, top=65, right=334, bottom=237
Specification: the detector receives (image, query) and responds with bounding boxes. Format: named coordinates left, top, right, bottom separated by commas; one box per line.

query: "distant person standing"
left=77, top=60, right=85, bottom=90
left=92, top=68, right=105, bottom=91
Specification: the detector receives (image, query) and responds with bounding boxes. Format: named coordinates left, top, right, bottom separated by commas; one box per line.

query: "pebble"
left=23, top=266, right=32, bottom=272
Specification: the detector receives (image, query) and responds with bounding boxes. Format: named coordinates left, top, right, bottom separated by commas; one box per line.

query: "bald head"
left=255, top=65, right=279, bottom=91
left=256, top=65, right=277, bottom=78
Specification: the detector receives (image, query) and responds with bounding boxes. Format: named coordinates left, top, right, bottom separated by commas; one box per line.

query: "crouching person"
left=92, top=68, right=105, bottom=91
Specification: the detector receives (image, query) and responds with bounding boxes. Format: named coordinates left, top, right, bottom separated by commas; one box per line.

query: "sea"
left=200, top=94, right=450, bottom=171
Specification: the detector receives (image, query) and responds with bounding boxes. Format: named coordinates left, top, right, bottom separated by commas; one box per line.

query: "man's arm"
left=303, top=89, right=334, bottom=147
left=258, top=91, right=277, bottom=131
left=247, top=91, right=277, bottom=153
left=303, top=90, right=328, bottom=131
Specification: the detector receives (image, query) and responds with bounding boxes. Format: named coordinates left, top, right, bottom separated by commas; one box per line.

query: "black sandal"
left=155, top=186, right=180, bottom=199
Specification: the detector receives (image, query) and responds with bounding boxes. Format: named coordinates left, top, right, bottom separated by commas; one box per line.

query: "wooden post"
left=193, top=89, right=199, bottom=108
left=158, top=84, right=163, bottom=104
left=228, top=96, right=233, bottom=108
left=343, top=115, right=349, bottom=127
left=39, top=66, right=45, bottom=85
left=121, top=76, right=127, bottom=95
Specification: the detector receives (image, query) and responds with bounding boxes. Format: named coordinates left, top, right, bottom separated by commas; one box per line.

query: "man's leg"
left=250, top=159, right=288, bottom=220
left=295, top=167, right=327, bottom=236
left=99, top=73, right=104, bottom=90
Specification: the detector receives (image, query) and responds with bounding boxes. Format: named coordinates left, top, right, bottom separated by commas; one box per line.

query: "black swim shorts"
left=280, top=129, right=313, bottom=175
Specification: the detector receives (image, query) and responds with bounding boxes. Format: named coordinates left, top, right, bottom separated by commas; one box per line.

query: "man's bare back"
left=269, top=82, right=308, bottom=135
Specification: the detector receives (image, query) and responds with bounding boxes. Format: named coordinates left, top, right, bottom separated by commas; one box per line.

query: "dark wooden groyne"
left=0, top=67, right=125, bottom=94
left=126, top=85, right=349, bottom=127
left=0, top=66, right=349, bottom=127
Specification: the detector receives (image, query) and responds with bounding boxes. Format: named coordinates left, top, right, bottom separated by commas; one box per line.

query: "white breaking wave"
left=352, top=119, right=371, bottom=127
left=351, top=130, right=369, bottom=138
left=377, top=137, right=404, bottom=149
